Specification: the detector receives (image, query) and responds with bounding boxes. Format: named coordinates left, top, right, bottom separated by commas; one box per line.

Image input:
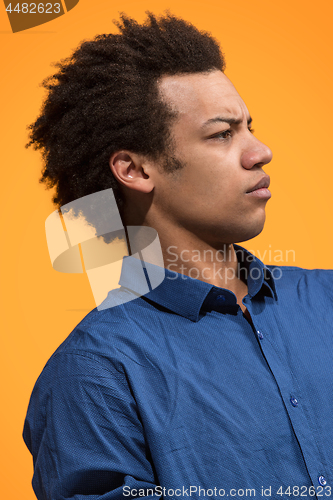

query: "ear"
left=109, top=151, right=155, bottom=194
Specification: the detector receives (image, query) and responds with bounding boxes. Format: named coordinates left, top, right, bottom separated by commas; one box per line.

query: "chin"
left=234, top=217, right=266, bottom=244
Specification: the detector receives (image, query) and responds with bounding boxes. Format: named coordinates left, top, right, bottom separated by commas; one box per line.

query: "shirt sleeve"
left=23, top=349, right=160, bottom=500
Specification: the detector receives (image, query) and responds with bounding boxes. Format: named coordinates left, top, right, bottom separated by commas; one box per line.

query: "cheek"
left=158, top=146, right=243, bottom=210
left=180, top=149, right=241, bottom=198
left=194, top=172, right=242, bottom=208
left=177, top=179, right=241, bottom=219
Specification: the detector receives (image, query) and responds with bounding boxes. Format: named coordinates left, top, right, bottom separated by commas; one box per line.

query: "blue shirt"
left=23, top=245, right=333, bottom=499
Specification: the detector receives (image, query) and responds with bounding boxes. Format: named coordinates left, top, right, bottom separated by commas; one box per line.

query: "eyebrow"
left=201, top=116, right=253, bottom=128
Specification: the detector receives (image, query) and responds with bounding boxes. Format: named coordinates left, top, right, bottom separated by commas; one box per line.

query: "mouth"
left=246, top=175, right=271, bottom=199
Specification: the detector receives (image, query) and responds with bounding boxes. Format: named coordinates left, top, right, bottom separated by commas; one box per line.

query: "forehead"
left=158, top=70, right=250, bottom=125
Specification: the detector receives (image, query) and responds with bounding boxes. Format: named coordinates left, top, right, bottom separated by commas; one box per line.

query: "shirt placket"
left=243, top=295, right=330, bottom=497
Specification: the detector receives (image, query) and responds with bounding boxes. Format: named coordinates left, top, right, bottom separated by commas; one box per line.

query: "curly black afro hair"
left=27, top=12, right=225, bottom=214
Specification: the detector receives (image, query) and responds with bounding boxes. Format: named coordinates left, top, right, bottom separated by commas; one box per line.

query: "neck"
left=125, top=219, right=249, bottom=310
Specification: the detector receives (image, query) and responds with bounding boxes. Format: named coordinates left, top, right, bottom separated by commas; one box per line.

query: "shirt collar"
left=118, top=244, right=277, bottom=322
left=233, top=244, right=277, bottom=300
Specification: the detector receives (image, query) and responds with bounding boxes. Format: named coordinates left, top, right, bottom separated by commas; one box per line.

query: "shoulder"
left=33, top=286, right=158, bottom=398
left=267, top=264, right=333, bottom=282
left=49, top=287, right=151, bottom=358
left=266, top=264, right=333, bottom=302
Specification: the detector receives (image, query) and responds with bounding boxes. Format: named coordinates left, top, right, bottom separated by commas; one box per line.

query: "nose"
left=241, top=136, right=273, bottom=170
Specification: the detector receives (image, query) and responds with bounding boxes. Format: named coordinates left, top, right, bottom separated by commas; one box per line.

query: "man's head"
left=28, top=12, right=272, bottom=246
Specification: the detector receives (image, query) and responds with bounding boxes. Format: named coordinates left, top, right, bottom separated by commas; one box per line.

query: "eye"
left=210, top=129, right=232, bottom=140
left=248, top=127, right=255, bottom=134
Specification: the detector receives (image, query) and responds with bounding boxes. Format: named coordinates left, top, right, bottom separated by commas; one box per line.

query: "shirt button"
left=217, top=295, right=226, bottom=302
left=257, top=330, right=264, bottom=340
left=318, top=476, right=327, bottom=486
left=290, top=396, right=298, bottom=407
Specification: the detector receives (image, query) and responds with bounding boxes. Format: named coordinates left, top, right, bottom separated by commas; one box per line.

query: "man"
left=23, top=12, right=333, bottom=500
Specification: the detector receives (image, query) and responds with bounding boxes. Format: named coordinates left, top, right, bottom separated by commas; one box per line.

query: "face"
left=149, top=70, right=273, bottom=245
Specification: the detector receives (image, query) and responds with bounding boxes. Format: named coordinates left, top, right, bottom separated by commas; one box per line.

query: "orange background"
left=1, top=0, right=332, bottom=497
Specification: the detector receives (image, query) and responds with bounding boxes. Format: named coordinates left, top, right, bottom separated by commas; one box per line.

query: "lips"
left=246, top=175, right=270, bottom=194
